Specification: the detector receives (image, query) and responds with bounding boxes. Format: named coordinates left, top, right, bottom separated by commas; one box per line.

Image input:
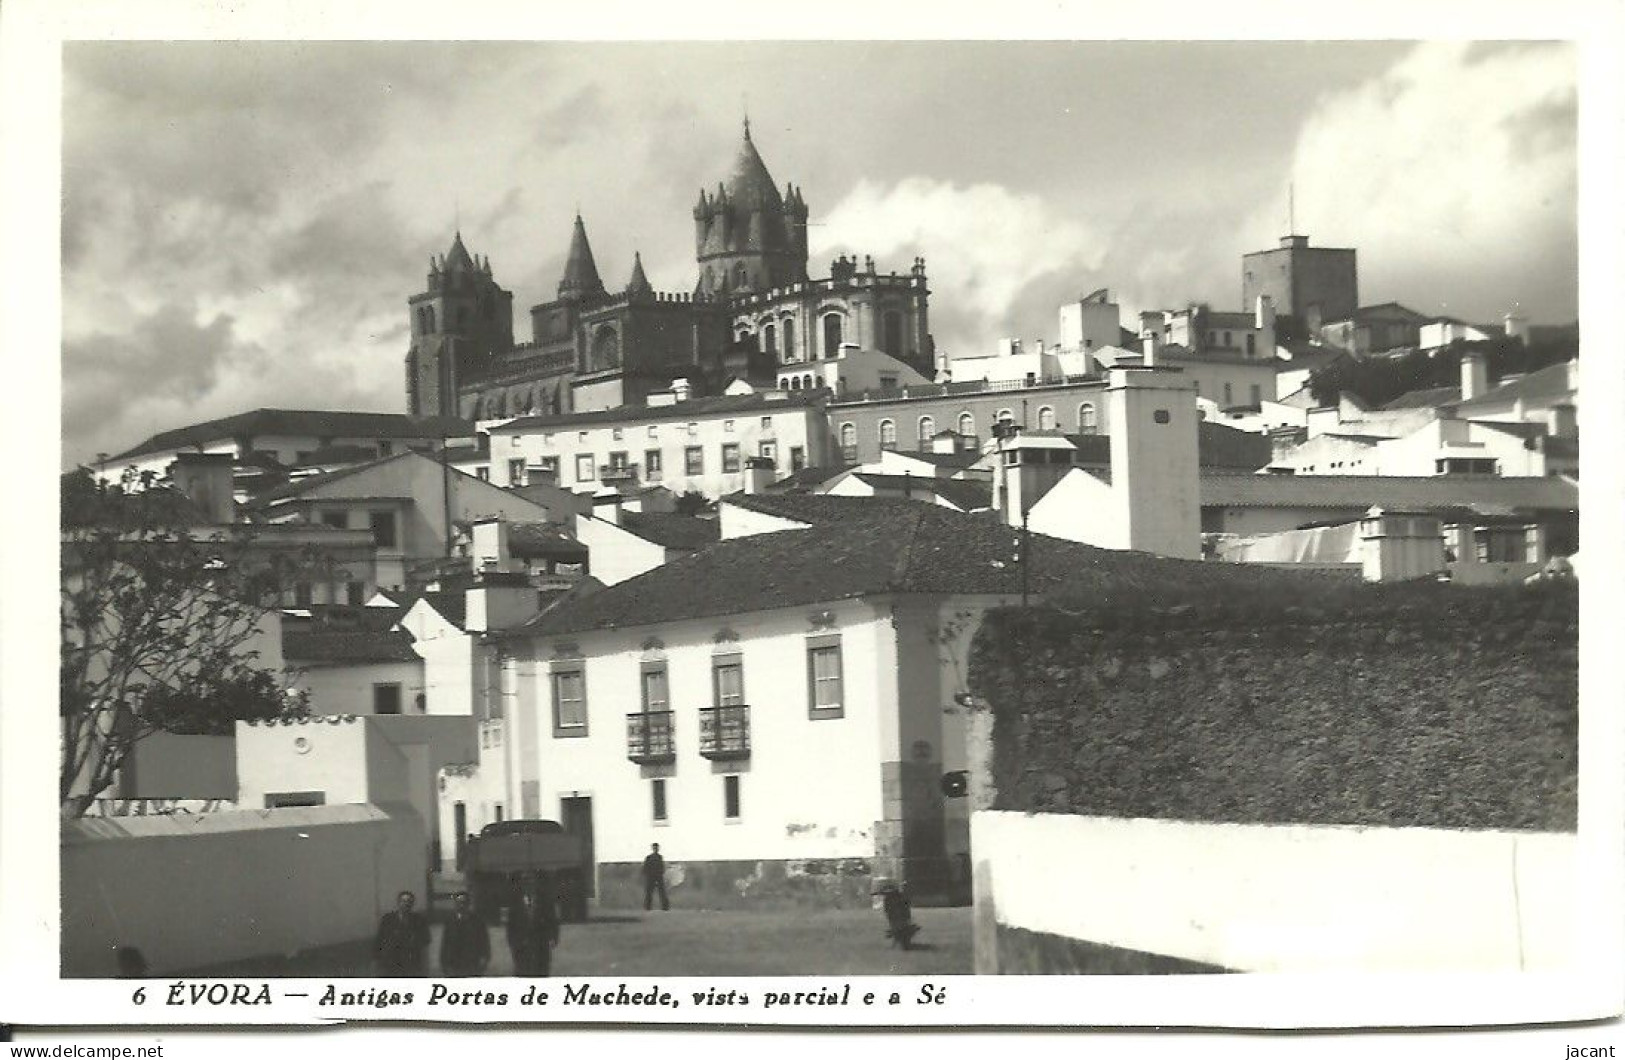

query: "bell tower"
left=405, top=232, right=515, bottom=417
left=694, top=120, right=809, bottom=299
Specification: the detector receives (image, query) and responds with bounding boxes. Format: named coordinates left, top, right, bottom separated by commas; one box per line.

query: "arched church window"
left=1079, top=403, right=1098, bottom=434
left=839, top=423, right=857, bottom=450
left=790, top=377, right=801, bottom=391
left=1038, top=406, right=1056, bottom=431
left=958, top=412, right=975, bottom=437
left=822, top=313, right=844, bottom=359
left=592, top=324, right=621, bottom=370
left=879, top=420, right=897, bottom=450
left=782, top=319, right=796, bottom=361
left=883, top=311, right=903, bottom=355
left=996, top=409, right=1015, bottom=427
left=764, top=324, right=777, bottom=356
left=918, top=416, right=935, bottom=442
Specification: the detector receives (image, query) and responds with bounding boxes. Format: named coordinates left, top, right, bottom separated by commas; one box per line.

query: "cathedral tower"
left=405, top=232, right=514, bottom=417
left=693, top=120, right=809, bottom=299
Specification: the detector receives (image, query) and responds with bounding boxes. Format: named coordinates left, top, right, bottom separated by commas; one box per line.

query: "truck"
left=464, top=820, right=591, bottom=923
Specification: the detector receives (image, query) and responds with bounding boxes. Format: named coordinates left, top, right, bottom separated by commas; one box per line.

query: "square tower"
left=1242, top=234, right=1357, bottom=342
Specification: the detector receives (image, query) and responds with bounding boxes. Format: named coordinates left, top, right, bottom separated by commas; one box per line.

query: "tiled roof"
left=493, top=390, right=824, bottom=433
left=1058, top=423, right=1272, bottom=470
left=250, top=451, right=414, bottom=506
left=521, top=503, right=1321, bottom=637
left=1380, top=386, right=1461, bottom=411
left=282, top=630, right=422, bottom=664
left=1446, top=361, right=1575, bottom=412
left=891, top=450, right=982, bottom=470
left=110, top=409, right=474, bottom=462
left=620, top=511, right=721, bottom=551
left=1198, top=472, right=1577, bottom=513
left=848, top=473, right=993, bottom=511
left=765, top=463, right=855, bottom=493
left=508, top=522, right=589, bottom=562
left=400, top=589, right=469, bottom=629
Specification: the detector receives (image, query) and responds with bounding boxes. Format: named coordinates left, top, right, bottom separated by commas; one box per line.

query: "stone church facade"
left=405, top=121, right=937, bottom=420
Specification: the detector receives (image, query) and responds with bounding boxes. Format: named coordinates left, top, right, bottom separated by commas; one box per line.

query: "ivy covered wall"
left=968, top=582, right=1577, bottom=831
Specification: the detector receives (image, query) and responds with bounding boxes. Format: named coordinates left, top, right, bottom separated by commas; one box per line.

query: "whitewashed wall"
left=973, top=810, right=1576, bottom=973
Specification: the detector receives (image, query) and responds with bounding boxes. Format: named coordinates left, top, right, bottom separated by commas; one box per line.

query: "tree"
left=1309, top=334, right=1577, bottom=409
left=674, top=489, right=712, bottom=517
left=59, top=468, right=309, bottom=817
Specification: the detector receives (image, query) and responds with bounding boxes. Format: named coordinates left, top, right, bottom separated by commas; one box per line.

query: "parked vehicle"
left=464, top=820, right=591, bottom=923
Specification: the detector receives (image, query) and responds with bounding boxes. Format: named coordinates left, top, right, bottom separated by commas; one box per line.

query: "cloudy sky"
left=60, top=40, right=1577, bottom=466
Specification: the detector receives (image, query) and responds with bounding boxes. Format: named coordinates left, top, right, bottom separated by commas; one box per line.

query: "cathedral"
left=405, top=121, right=937, bottom=420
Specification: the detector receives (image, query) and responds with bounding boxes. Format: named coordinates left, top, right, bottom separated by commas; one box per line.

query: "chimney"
left=464, top=570, right=541, bottom=633
left=1358, top=508, right=1446, bottom=583
left=593, top=491, right=622, bottom=525
left=1503, top=312, right=1530, bottom=345
left=168, top=452, right=236, bottom=525
left=671, top=377, right=692, bottom=403
left=743, top=455, right=775, bottom=495
left=469, top=518, right=513, bottom=573
left=1460, top=349, right=1489, bottom=401
left=1104, top=366, right=1199, bottom=559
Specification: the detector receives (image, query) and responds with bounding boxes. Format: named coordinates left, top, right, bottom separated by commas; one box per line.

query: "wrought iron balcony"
left=626, top=710, right=675, bottom=763
left=600, top=462, right=640, bottom=484
left=699, top=704, right=751, bottom=760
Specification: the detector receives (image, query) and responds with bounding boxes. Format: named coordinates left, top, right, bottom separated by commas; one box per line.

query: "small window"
left=576, top=454, right=596, bottom=481
left=578, top=431, right=589, bottom=442
left=761, top=417, right=773, bottom=430
left=476, top=466, right=489, bottom=481
left=724, top=419, right=735, bottom=433
left=685, top=446, right=704, bottom=475
left=642, top=666, right=669, bottom=713
left=511, top=435, right=523, bottom=447
left=551, top=668, right=587, bottom=736
left=648, top=425, right=659, bottom=438
left=723, top=775, right=741, bottom=820
left=612, top=428, right=623, bottom=441
left=790, top=446, right=806, bottom=472
left=722, top=443, right=741, bottom=473
left=808, top=637, right=843, bottom=718
left=508, top=458, right=526, bottom=485
left=373, top=683, right=402, bottom=715
left=686, top=422, right=698, bottom=437
left=645, top=449, right=663, bottom=480
left=760, top=440, right=777, bottom=463
left=652, top=779, right=668, bottom=823
left=713, top=658, right=744, bottom=707
left=369, top=511, right=397, bottom=548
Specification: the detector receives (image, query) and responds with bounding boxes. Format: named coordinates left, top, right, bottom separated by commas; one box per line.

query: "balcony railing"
left=626, top=710, right=675, bottom=763
left=699, top=704, right=751, bottom=760
left=600, top=463, right=640, bottom=484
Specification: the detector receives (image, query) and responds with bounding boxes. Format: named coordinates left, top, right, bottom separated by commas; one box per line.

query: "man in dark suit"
left=642, top=843, right=669, bottom=911
left=439, top=892, right=491, bottom=976
left=374, top=890, right=431, bottom=975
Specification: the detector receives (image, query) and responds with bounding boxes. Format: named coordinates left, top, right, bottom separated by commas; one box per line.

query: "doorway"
left=560, top=795, right=595, bottom=898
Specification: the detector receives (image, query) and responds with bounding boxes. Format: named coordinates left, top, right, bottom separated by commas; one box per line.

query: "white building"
left=775, top=343, right=934, bottom=396
left=485, top=390, right=834, bottom=498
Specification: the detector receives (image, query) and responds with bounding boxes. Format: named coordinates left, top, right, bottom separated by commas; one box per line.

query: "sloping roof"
left=892, top=450, right=982, bottom=470
left=494, top=390, right=824, bottom=433
left=626, top=252, right=653, bottom=297
left=443, top=231, right=477, bottom=274
left=725, top=122, right=783, bottom=211
left=282, top=629, right=421, bottom=664
left=1199, top=472, right=1578, bottom=513
left=765, top=463, right=856, bottom=493
left=508, top=522, right=589, bottom=562
left=848, top=473, right=993, bottom=511
left=1381, top=386, right=1461, bottom=411
left=1058, top=423, right=1272, bottom=471
left=400, top=589, right=469, bottom=630
left=1446, top=361, right=1575, bottom=413
left=521, top=502, right=1322, bottom=637
left=619, top=511, right=721, bottom=551
left=110, top=409, right=474, bottom=463
left=250, top=450, right=414, bottom=506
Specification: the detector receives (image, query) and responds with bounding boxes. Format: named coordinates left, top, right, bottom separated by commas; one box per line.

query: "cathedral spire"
left=444, top=230, right=476, bottom=274
left=626, top=251, right=653, bottom=297
left=558, top=213, right=605, bottom=300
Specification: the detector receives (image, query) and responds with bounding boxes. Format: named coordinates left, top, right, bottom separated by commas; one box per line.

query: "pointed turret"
left=626, top=251, right=653, bottom=298
left=724, top=119, right=783, bottom=212
left=557, top=213, right=606, bottom=301
left=444, top=230, right=476, bottom=274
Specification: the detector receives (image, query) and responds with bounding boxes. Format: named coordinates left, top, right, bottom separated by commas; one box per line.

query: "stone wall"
left=969, top=582, right=1576, bottom=831
left=597, top=857, right=875, bottom=911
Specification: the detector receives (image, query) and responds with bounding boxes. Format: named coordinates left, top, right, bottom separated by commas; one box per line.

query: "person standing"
left=374, top=890, right=431, bottom=975
left=507, top=880, right=559, bottom=975
left=439, top=892, right=490, bottom=977
left=642, top=843, right=669, bottom=911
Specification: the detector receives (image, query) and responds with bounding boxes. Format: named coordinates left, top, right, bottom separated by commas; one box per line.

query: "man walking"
left=439, top=892, right=490, bottom=977
left=642, top=843, right=669, bottom=911
left=374, top=890, right=431, bottom=975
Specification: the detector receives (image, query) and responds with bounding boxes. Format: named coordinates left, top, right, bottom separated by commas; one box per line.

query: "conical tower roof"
left=558, top=213, right=605, bottom=298
left=724, top=118, right=783, bottom=211
left=444, top=230, right=477, bottom=273
left=626, top=251, right=653, bottom=297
